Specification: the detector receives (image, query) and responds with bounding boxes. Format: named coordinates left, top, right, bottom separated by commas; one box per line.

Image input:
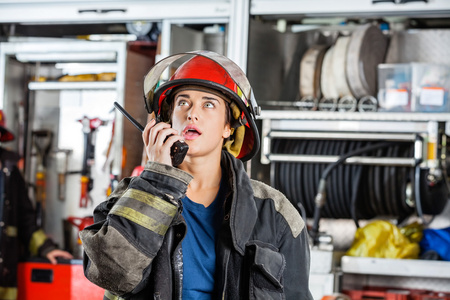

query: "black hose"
left=297, top=201, right=307, bottom=222
left=414, top=163, right=435, bottom=226
left=271, top=139, right=281, bottom=190
left=320, top=140, right=332, bottom=218
left=304, top=140, right=315, bottom=216
left=389, top=145, right=400, bottom=217
left=343, top=141, right=355, bottom=218
left=314, top=140, right=324, bottom=197
left=322, top=140, right=335, bottom=218
left=321, top=141, right=394, bottom=182
left=414, top=164, right=424, bottom=222
left=373, top=148, right=386, bottom=215
left=297, top=141, right=308, bottom=215
left=350, top=165, right=363, bottom=228
left=310, top=141, right=395, bottom=243
left=383, top=146, right=394, bottom=216
left=288, top=142, right=297, bottom=213
left=337, top=141, right=348, bottom=218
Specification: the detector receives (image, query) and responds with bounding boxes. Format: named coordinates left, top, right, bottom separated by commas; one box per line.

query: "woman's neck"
left=179, top=153, right=222, bottom=207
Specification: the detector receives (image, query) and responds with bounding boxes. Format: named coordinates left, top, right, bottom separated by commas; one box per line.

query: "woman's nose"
left=187, top=106, right=199, bottom=121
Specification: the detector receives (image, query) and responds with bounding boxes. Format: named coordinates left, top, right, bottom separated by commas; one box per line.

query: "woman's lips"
left=184, top=131, right=200, bottom=140
left=182, top=125, right=202, bottom=140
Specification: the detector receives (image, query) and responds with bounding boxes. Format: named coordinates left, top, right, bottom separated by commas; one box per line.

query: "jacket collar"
left=221, top=151, right=257, bottom=255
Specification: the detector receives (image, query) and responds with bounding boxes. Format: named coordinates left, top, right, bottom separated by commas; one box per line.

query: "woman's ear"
left=223, top=123, right=231, bottom=139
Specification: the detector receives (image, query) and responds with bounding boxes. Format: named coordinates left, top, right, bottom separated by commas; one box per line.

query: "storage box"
left=17, top=258, right=104, bottom=300
left=378, top=63, right=412, bottom=112
left=378, top=63, right=450, bottom=112
left=413, top=63, right=450, bottom=113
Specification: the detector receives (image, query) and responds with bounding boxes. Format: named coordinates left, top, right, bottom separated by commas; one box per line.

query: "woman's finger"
left=142, top=119, right=156, bottom=146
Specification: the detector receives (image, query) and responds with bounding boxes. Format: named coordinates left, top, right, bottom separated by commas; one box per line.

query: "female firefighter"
left=80, top=51, right=313, bottom=299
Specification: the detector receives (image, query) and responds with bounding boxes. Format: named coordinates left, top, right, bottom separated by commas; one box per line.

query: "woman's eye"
left=177, top=100, right=189, bottom=106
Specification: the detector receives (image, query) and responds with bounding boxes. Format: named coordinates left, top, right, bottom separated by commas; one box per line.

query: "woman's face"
left=171, top=89, right=231, bottom=159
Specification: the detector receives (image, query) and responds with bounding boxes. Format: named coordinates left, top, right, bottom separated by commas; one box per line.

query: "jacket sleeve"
left=79, top=162, right=192, bottom=297
left=279, top=224, right=314, bottom=300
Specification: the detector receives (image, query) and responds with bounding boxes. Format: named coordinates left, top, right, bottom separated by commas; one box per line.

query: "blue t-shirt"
left=181, top=175, right=226, bottom=299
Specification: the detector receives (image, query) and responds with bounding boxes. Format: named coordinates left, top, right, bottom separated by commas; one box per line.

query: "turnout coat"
left=81, top=151, right=313, bottom=300
left=0, top=148, right=57, bottom=300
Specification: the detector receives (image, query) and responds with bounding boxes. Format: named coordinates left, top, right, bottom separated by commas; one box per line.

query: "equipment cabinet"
left=0, top=40, right=157, bottom=250
left=247, top=2, right=450, bottom=298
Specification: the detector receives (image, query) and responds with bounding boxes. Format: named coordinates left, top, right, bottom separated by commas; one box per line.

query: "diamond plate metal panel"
left=386, top=29, right=450, bottom=65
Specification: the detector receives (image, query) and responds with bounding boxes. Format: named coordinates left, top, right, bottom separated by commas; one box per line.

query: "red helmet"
left=0, top=110, right=14, bottom=142
left=143, top=51, right=260, bottom=161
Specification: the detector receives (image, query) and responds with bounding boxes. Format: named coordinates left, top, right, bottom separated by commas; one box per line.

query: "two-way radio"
left=113, top=102, right=188, bottom=167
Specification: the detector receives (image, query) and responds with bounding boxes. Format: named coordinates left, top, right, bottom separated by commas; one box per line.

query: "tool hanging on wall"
left=55, top=149, right=73, bottom=201
left=79, top=116, right=106, bottom=208
left=102, top=109, right=120, bottom=197
left=31, top=130, right=53, bottom=227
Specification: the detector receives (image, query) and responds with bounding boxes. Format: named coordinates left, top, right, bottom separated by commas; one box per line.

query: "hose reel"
left=270, top=138, right=449, bottom=244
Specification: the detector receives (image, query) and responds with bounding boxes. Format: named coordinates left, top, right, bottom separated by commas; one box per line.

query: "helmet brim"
left=0, top=126, right=15, bottom=142
left=143, top=51, right=260, bottom=119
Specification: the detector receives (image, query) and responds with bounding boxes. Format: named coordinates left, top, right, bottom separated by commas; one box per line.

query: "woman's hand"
left=142, top=119, right=183, bottom=166
left=46, top=249, right=74, bottom=264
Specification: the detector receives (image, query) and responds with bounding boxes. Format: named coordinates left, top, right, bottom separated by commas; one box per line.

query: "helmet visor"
left=143, top=50, right=260, bottom=119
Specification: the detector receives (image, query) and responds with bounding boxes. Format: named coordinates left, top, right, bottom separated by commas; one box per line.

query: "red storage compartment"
left=344, top=289, right=410, bottom=300
left=17, top=259, right=104, bottom=300
left=344, top=287, right=450, bottom=300
left=411, top=291, right=450, bottom=300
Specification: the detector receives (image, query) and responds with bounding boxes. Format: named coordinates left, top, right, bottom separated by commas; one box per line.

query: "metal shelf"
left=258, top=110, right=436, bottom=165
left=250, top=0, right=450, bottom=17
left=28, top=81, right=117, bottom=90
left=258, top=110, right=450, bottom=122
left=0, top=0, right=231, bottom=24
left=341, top=256, right=450, bottom=279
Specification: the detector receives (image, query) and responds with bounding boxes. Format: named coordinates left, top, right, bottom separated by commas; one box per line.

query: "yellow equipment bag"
left=346, top=220, right=421, bottom=259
